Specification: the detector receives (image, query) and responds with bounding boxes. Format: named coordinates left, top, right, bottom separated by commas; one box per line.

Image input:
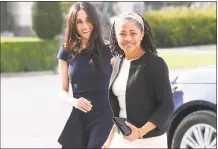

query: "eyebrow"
left=119, top=29, right=137, bottom=32
left=76, top=17, right=88, bottom=21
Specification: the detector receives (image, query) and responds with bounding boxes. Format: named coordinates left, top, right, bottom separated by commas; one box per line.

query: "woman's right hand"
left=74, top=97, right=92, bottom=113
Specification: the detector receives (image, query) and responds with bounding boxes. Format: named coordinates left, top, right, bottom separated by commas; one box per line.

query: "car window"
left=176, top=67, right=216, bottom=84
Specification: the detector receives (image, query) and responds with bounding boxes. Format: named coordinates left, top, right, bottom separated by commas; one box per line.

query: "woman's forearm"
left=140, top=121, right=157, bottom=137
left=59, top=89, right=77, bottom=106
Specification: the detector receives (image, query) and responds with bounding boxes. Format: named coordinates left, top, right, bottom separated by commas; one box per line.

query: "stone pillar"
left=10, top=2, right=35, bottom=37
left=0, top=2, right=9, bottom=33
left=117, top=2, right=144, bottom=15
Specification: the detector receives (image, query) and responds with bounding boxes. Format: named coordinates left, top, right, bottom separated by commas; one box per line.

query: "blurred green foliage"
left=1, top=37, right=42, bottom=43
left=1, top=6, right=216, bottom=73
left=1, top=38, right=59, bottom=72
left=32, top=2, right=64, bottom=40
left=144, top=7, right=216, bottom=47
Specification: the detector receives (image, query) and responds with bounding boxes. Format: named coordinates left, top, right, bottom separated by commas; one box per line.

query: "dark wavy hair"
left=64, top=2, right=105, bottom=70
left=109, top=14, right=157, bottom=58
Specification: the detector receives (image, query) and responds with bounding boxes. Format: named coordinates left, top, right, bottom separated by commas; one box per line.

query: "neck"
left=125, top=49, right=145, bottom=60
left=80, top=39, right=89, bottom=49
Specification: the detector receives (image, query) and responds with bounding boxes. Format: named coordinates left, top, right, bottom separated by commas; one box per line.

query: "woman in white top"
left=102, top=13, right=174, bottom=148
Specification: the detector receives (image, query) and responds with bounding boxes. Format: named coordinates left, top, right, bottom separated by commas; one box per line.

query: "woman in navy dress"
left=56, top=2, right=113, bottom=148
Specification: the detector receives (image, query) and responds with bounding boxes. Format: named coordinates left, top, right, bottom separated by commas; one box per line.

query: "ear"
left=141, top=31, right=145, bottom=41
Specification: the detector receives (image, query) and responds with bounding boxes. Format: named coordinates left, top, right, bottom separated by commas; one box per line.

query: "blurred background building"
left=1, top=2, right=34, bottom=37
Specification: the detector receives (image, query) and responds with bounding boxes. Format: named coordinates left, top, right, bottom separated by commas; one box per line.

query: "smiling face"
left=75, top=9, right=94, bottom=42
left=115, top=18, right=144, bottom=57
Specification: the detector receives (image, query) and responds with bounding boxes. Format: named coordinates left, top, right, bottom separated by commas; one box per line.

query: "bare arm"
left=140, top=122, right=156, bottom=136
left=58, top=59, right=77, bottom=106
left=58, top=59, right=92, bottom=112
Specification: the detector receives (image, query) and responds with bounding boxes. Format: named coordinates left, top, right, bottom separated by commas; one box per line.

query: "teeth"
left=83, top=30, right=90, bottom=33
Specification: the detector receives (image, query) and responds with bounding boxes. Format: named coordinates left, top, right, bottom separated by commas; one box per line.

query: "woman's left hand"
left=123, top=121, right=141, bottom=142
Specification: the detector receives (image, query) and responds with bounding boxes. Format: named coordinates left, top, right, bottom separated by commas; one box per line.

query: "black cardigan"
left=108, top=52, right=174, bottom=138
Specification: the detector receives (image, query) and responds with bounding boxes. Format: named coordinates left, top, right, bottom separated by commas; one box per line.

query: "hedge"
left=1, top=7, right=216, bottom=73
left=32, top=2, right=63, bottom=40
left=1, top=38, right=59, bottom=73
left=144, top=7, right=216, bottom=47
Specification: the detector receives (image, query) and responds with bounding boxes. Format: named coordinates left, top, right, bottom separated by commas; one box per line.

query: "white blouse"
left=112, top=58, right=133, bottom=118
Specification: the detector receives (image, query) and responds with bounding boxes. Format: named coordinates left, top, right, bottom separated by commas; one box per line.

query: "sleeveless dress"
left=56, top=45, right=113, bottom=148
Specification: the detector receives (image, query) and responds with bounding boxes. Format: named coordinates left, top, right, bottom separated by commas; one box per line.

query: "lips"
left=82, top=29, right=91, bottom=33
left=124, top=43, right=134, bottom=46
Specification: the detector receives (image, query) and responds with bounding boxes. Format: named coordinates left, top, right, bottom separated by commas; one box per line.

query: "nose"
left=82, top=22, right=89, bottom=29
left=124, top=35, right=132, bottom=42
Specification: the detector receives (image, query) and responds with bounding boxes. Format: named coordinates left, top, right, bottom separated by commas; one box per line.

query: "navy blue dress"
left=56, top=45, right=113, bottom=148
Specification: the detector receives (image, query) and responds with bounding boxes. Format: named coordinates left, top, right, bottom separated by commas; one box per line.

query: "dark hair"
left=64, top=2, right=105, bottom=70
left=109, top=14, right=157, bottom=58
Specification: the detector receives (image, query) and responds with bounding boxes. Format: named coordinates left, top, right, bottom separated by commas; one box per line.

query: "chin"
left=81, top=35, right=90, bottom=40
left=123, top=47, right=135, bottom=52
left=123, top=50, right=133, bottom=55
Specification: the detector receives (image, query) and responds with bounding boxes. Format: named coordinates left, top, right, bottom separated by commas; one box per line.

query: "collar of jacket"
left=109, top=52, right=148, bottom=89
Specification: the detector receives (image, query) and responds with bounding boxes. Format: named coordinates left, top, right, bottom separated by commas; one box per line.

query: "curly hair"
left=109, top=14, right=157, bottom=58
left=64, top=2, right=105, bottom=70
